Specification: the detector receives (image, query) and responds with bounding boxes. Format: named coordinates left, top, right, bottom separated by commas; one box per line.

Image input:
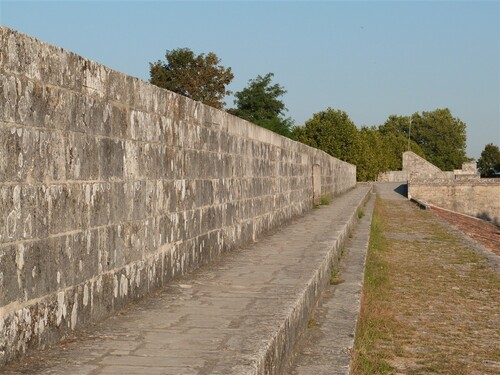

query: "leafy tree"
left=228, top=73, right=293, bottom=137
left=379, top=109, right=467, bottom=171
left=380, top=131, right=425, bottom=171
left=293, top=108, right=360, bottom=164
left=356, top=127, right=385, bottom=181
left=294, top=108, right=428, bottom=181
left=477, top=143, right=500, bottom=177
left=354, top=127, right=425, bottom=181
left=149, top=48, right=234, bottom=109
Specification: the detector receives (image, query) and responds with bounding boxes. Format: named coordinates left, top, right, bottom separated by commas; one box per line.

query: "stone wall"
left=377, top=170, right=409, bottom=183
left=403, top=151, right=454, bottom=180
left=408, top=179, right=500, bottom=225
left=378, top=152, right=477, bottom=182
left=0, top=27, right=356, bottom=366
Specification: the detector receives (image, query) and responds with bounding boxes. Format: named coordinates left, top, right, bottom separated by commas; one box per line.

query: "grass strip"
left=351, top=196, right=394, bottom=374
left=351, top=194, right=500, bottom=375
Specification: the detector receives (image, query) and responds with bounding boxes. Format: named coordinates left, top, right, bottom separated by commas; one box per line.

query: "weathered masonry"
left=379, top=151, right=500, bottom=225
left=0, top=27, right=356, bottom=366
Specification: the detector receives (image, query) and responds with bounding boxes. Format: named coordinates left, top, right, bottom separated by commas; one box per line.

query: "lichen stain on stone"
left=113, top=275, right=118, bottom=298
left=15, top=244, right=24, bottom=289
left=120, top=274, right=127, bottom=297
left=70, top=295, right=77, bottom=330
left=56, top=291, right=66, bottom=326
left=135, top=268, right=141, bottom=288
left=23, top=213, right=32, bottom=238
left=83, top=284, right=89, bottom=307
left=6, top=210, right=18, bottom=239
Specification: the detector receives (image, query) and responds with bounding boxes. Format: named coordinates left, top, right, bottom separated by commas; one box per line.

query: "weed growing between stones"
left=320, top=194, right=331, bottom=206
left=329, top=269, right=344, bottom=285
left=314, top=194, right=332, bottom=208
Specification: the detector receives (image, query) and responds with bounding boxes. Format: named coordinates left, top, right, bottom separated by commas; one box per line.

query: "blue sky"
left=1, top=0, right=498, bottom=159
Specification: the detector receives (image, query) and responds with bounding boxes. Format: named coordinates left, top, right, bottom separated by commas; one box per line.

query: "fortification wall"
left=403, top=151, right=454, bottom=180
left=408, top=179, right=500, bottom=225
left=377, top=170, right=408, bottom=183
left=0, top=27, right=356, bottom=366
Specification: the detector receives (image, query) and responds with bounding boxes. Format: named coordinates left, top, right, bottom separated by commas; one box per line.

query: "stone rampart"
left=403, top=151, right=454, bottom=180
left=0, top=27, right=356, bottom=366
left=377, top=170, right=409, bottom=183
left=408, top=179, right=500, bottom=225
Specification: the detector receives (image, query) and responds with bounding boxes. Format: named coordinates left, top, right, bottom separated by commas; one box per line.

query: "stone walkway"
left=287, top=191, right=375, bottom=375
left=2, top=185, right=371, bottom=375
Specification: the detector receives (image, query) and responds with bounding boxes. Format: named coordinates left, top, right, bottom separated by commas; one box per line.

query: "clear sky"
left=1, top=0, right=498, bottom=159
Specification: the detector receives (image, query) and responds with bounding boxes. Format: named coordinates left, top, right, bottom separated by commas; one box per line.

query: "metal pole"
left=408, top=116, right=412, bottom=151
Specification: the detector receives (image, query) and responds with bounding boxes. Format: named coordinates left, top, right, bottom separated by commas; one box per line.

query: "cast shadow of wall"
left=393, top=184, right=408, bottom=198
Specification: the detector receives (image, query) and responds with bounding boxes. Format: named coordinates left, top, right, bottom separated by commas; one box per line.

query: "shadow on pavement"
left=393, top=184, right=408, bottom=198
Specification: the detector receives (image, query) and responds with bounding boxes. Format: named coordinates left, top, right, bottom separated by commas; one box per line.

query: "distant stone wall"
left=378, top=152, right=478, bottom=182
left=403, top=152, right=454, bottom=180
left=377, top=170, right=408, bottom=183
left=0, top=27, right=356, bottom=366
left=408, top=179, right=500, bottom=225
left=379, top=152, right=497, bottom=224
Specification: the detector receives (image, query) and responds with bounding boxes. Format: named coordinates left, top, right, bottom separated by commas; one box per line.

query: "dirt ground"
left=352, top=184, right=500, bottom=374
left=430, top=206, right=500, bottom=256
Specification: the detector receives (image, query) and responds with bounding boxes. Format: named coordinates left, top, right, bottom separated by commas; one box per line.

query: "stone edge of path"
left=256, top=184, right=373, bottom=375
left=286, top=190, right=375, bottom=375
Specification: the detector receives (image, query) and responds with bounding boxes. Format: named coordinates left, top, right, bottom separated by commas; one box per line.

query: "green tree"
left=477, top=143, right=500, bottom=177
left=293, top=108, right=360, bottom=164
left=379, top=109, right=467, bottom=171
left=228, top=73, right=293, bottom=137
left=356, top=127, right=386, bottom=181
left=380, top=132, right=425, bottom=170
left=354, top=127, right=425, bottom=181
left=149, top=48, right=234, bottom=109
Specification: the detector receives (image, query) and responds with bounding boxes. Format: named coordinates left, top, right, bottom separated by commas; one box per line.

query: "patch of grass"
left=351, top=193, right=500, bottom=375
left=307, top=317, right=317, bottom=328
left=330, top=269, right=344, bottom=285
left=358, top=208, right=365, bottom=219
left=320, top=194, right=331, bottom=206
left=351, top=197, right=394, bottom=374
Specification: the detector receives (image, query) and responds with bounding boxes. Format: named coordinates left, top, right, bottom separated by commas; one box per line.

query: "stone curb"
left=286, top=191, right=375, bottom=375
left=258, top=185, right=373, bottom=374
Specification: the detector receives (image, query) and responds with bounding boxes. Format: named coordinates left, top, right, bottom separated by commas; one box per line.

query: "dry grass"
left=351, top=196, right=500, bottom=374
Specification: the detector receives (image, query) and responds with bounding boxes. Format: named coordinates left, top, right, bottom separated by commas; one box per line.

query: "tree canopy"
left=228, top=73, right=293, bottom=138
left=149, top=48, right=234, bottom=109
left=294, top=108, right=430, bottom=181
left=477, top=143, right=500, bottom=177
left=379, top=109, right=467, bottom=171
left=294, top=108, right=359, bottom=164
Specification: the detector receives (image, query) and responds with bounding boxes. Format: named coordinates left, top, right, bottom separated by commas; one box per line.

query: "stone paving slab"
left=2, top=185, right=371, bottom=375
left=287, top=191, right=375, bottom=375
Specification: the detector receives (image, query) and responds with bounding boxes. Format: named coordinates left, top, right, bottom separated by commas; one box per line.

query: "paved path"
left=3, top=185, right=371, bottom=375
left=287, top=191, right=375, bottom=375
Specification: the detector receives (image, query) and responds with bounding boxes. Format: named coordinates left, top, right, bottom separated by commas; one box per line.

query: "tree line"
left=149, top=48, right=498, bottom=181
